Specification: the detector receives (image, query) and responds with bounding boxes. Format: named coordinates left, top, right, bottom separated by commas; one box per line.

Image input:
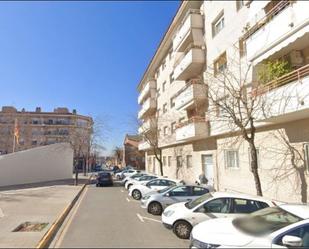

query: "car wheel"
left=173, top=220, right=192, bottom=239
left=132, top=189, right=142, bottom=200
left=148, top=202, right=163, bottom=215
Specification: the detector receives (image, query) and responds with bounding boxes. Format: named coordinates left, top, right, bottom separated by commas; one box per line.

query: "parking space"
left=54, top=182, right=189, bottom=248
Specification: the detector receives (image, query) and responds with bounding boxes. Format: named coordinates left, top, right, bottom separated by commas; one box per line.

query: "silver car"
left=141, top=185, right=209, bottom=215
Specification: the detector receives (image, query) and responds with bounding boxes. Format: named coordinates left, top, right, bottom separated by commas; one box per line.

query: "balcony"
left=244, top=1, right=309, bottom=63
left=138, top=97, right=156, bottom=119
left=175, top=81, right=207, bottom=111
left=138, top=119, right=154, bottom=134
left=253, top=64, right=309, bottom=122
left=138, top=80, right=156, bottom=105
left=174, top=47, right=205, bottom=81
left=138, top=140, right=151, bottom=151
left=175, top=116, right=209, bottom=142
left=173, top=10, right=204, bottom=53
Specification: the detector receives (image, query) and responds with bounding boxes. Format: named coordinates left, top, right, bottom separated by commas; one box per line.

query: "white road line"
left=136, top=213, right=144, bottom=223
left=120, top=189, right=124, bottom=193
left=126, top=197, right=130, bottom=202
left=142, top=216, right=161, bottom=223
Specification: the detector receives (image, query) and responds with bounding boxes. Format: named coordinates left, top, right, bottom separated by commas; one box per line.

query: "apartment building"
left=138, top=0, right=309, bottom=203
left=0, top=106, right=93, bottom=160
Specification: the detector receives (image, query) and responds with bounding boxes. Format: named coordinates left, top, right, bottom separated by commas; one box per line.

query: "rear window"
left=99, top=173, right=110, bottom=177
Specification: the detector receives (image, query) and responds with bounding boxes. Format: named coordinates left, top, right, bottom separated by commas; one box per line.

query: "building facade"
left=0, top=106, right=93, bottom=161
left=123, top=134, right=145, bottom=170
left=137, top=0, right=309, bottom=203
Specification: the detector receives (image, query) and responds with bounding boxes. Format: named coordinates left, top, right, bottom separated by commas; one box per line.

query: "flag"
left=14, top=118, right=19, bottom=145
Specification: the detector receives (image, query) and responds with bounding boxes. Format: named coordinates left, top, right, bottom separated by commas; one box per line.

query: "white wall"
left=0, top=143, right=73, bottom=187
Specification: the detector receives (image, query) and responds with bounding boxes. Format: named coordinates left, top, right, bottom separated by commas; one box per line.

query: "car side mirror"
left=282, top=235, right=302, bottom=247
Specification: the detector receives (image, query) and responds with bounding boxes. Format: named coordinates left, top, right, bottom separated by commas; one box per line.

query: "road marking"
left=120, top=189, right=124, bottom=193
left=136, top=213, right=161, bottom=223
left=53, top=186, right=88, bottom=248
left=136, top=213, right=144, bottom=223
left=126, top=197, right=130, bottom=202
left=0, top=208, right=4, bottom=218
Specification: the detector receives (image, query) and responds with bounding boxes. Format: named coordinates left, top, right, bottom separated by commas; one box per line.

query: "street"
left=53, top=182, right=189, bottom=248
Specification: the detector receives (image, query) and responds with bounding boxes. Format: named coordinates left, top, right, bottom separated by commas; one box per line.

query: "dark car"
left=96, top=172, right=113, bottom=187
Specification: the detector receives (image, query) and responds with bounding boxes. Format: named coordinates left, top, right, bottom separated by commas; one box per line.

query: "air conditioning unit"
left=289, top=50, right=304, bottom=68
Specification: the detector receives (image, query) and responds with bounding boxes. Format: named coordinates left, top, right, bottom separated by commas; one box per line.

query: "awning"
left=251, top=22, right=309, bottom=65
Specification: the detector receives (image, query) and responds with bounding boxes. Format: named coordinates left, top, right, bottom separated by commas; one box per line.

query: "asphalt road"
left=54, top=182, right=189, bottom=248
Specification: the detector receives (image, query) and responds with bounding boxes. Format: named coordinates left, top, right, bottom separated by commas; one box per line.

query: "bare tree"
left=205, top=48, right=264, bottom=196
left=113, top=146, right=123, bottom=166
left=269, top=129, right=308, bottom=203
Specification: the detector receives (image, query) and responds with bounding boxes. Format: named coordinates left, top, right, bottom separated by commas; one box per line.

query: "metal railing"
left=175, top=116, right=206, bottom=129
left=243, top=0, right=292, bottom=40
left=253, top=63, right=309, bottom=95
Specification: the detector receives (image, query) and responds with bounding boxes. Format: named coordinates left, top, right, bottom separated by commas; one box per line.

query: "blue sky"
left=0, top=1, right=180, bottom=155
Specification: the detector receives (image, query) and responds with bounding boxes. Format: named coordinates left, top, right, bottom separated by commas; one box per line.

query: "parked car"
left=115, top=169, right=138, bottom=180
left=121, top=172, right=147, bottom=185
left=129, top=178, right=182, bottom=201
left=162, top=192, right=275, bottom=239
left=141, top=185, right=209, bottom=216
left=96, top=172, right=113, bottom=187
left=190, top=204, right=309, bottom=248
left=125, top=175, right=158, bottom=190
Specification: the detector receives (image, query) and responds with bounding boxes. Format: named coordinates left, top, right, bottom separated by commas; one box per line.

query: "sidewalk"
left=0, top=175, right=92, bottom=248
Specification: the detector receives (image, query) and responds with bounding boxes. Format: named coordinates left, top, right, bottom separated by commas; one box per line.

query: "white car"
left=128, top=178, right=181, bottom=200
left=115, top=169, right=139, bottom=180
left=162, top=192, right=276, bottom=239
left=124, top=175, right=157, bottom=190
left=190, top=204, right=309, bottom=248
left=121, top=172, right=146, bottom=185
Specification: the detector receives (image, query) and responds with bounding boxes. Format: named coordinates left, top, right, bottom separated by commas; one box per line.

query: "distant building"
left=123, top=134, right=145, bottom=170
left=0, top=106, right=93, bottom=170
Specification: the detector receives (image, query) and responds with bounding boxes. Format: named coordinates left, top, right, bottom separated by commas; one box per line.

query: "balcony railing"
left=138, top=80, right=156, bottom=105
left=138, top=98, right=156, bottom=119
left=174, top=79, right=207, bottom=110
left=252, top=64, right=309, bottom=96
left=176, top=116, right=206, bottom=129
left=243, top=0, right=292, bottom=40
left=138, top=140, right=151, bottom=151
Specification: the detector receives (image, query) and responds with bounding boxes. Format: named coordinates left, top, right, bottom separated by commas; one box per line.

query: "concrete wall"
left=0, top=143, right=73, bottom=187
left=216, top=118, right=309, bottom=203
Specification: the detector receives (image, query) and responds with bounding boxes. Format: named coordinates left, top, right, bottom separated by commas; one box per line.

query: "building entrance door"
left=201, top=155, right=214, bottom=186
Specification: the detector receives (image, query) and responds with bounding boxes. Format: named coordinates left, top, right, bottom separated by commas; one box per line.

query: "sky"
left=0, top=1, right=180, bottom=155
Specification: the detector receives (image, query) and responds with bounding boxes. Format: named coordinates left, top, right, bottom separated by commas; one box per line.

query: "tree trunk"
left=248, top=140, right=263, bottom=196
left=74, top=160, right=79, bottom=186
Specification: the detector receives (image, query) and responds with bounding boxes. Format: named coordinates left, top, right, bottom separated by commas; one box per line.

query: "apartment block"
left=137, top=0, right=309, bottom=203
left=0, top=106, right=93, bottom=159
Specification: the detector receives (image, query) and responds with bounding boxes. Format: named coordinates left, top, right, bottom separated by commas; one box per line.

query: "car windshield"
left=185, top=193, right=213, bottom=209
left=233, top=206, right=303, bottom=236
left=157, top=186, right=174, bottom=194
left=131, top=174, right=142, bottom=179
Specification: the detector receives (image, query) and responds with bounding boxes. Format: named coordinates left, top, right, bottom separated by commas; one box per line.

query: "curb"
left=36, top=176, right=92, bottom=249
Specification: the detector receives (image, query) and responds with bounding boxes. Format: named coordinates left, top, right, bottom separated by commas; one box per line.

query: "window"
left=305, top=144, right=309, bottom=171
left=236, top=0, right=244, bottom=11
left=169, top=72, right=174, bottom=84
left=163, top=156, right=166, bottom=167
left=153, top=157, right=156, bottom=167
left=193, top=186, right=209, bottom=196
left=32, top=140, right=37, bottom=146
left=214, top=52, right=227, bottom=76
left=232, top=198, right=269, bottom=214
left=169, top=186, right=191, bottom=197
left=162, top=59, right=166, bottom=71
left=156, top=68, right=160, bottom=79
left=212, top=11, right=224, bottom=37
left=163, top=126, right=168, bottom=136
left=171, top=122, right=176, bottom=134
left=163, top=103, right=167, bottom=113
left=200, top=198, right=231, bottom=213
left=224, top=150, right=239, bottom=168
left=179, top=117, right=185, bottom=123
left=168, top=156, right=172, bottom=167
left=170, top=97, right=175, bottom=108
left=239, top=38, right=246, bottom=58
left=162, top=81, right=166, bottom=92
left=186, top=155, right=193, bottom=168
left=274, top=224, right=309, bottom=247
left=248, top=148, right=260, bottom=171
left=176, top=156, right=182, bottom=168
